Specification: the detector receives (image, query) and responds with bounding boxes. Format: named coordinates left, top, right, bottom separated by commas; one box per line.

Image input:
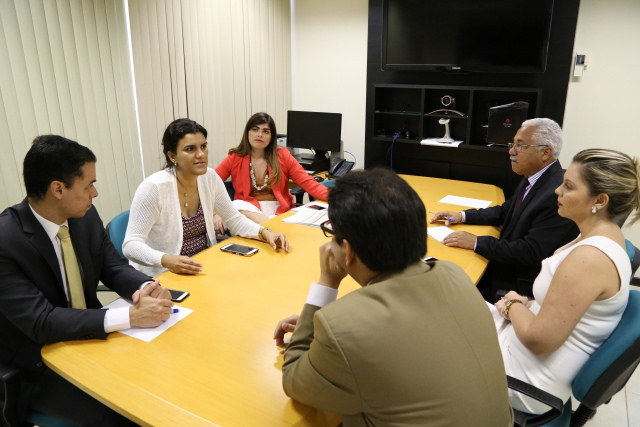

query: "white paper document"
left=427, top=226, right=455, bottom=242
left=284, top=202, right=329, bottom=226
left=103, top=298, right=193, bottom=342
left=438, top=195, right=492, bottom=209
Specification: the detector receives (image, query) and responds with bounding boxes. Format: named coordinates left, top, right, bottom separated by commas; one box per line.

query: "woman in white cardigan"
left=124, top=119, right=289, bottom=277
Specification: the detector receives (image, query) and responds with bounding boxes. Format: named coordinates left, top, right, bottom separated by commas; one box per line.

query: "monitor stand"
left=294, top=151, right=330, bottom=173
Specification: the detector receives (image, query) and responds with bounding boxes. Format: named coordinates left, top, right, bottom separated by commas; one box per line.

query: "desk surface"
left=42, top=175, right=503, bottom=427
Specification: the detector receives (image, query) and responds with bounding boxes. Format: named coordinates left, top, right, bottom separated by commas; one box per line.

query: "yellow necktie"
left=57, top=226, right=86, bottom=309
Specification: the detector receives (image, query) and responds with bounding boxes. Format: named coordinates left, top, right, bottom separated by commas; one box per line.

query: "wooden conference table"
left=42, top=175, right=504, bottom=427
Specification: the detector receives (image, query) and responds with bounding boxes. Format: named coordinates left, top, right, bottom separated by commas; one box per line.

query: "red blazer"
left=215, top=147, right=329, bottom=214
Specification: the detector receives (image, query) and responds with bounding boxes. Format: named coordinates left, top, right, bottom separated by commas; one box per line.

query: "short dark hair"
left=161, top=118, right=208, bottom=169
left=23, top=135, right=97, bottom=200
left=328, top=168, right=426, bottom=272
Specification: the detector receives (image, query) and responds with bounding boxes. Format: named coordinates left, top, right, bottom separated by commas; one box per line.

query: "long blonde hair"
left=228, top=112, right=281, bottom=184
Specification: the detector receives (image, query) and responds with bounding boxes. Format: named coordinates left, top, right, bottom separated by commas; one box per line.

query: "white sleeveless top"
left=498, top=236, right=630, bottom=414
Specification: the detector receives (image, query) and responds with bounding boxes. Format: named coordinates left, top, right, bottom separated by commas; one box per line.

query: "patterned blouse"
left=180, top=203, right=208, bottom=257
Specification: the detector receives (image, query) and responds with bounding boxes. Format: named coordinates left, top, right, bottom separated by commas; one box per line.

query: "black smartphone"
left=220, top=243, right=259, bottom=256
left=169, top=289, right=190, bottom=302
left=306, top=204, right=326, bottom=210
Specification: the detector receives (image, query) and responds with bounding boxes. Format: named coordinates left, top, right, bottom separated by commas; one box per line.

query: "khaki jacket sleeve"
left=282, top=303, right=362, bottom=415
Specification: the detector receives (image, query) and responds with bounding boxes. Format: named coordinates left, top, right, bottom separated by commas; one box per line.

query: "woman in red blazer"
left=215, top=112, right=329, bottom=225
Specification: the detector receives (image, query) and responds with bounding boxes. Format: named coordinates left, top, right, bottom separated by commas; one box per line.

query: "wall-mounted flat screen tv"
left=382, top=0, right=554, bottom=73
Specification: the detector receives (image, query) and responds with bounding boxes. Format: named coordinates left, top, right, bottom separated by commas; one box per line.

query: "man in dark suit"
left=431, top=118, right=579, bottom=301
left=0, top=135, right=173, bottom=426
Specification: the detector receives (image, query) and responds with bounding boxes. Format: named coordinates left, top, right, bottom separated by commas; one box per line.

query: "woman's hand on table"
left=161, top=254, right=203, bottom=275
left=263, top=230, right=290, bottom=252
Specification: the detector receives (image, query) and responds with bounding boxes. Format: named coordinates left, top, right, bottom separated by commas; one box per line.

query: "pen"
left=428, top=211, right=456, bottom=223
left=172, top=308, right=179, bottom=314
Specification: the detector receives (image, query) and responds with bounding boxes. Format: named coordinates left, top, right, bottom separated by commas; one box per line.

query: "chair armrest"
left=289, top=186, right=305, bottom=206
left=507, top=375, right=565, bottom=427
left=0, top=361, right=22, bottom=427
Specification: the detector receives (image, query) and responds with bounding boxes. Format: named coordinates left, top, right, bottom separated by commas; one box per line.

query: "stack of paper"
left=283, top=202, right=328, bottom=226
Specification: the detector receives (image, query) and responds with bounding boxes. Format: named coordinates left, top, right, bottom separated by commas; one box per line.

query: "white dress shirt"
left=29, top=205, right=131, bottom=332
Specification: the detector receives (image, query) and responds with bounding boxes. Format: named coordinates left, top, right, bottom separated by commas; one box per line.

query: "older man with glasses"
left=431, top=118, right=579, bottom=301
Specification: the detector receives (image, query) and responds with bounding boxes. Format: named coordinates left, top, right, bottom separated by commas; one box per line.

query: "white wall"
left=291, top=0, right=368, bottom=168
left=562, top=0, right=640, bottom=244
left=292, top=0, right=640, bottom=245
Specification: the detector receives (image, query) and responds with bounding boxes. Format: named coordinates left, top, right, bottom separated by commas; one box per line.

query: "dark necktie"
left=511, top=179, right=530, bottom=217
left=57, top=226, right=86, bottom=309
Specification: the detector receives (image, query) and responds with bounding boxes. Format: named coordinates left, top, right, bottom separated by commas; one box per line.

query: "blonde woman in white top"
left=124, top=119, right=289, bottom=277
left=491, top=148, right=640, bottom=413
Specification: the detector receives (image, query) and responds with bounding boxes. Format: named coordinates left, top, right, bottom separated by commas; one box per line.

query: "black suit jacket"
left=0, top=199, right=152, bottom=371
left=464, top=161, right=579, bottom=298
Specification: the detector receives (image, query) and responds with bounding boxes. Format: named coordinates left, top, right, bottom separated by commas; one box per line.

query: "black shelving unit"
left=364, top=0, right=580, bottom=199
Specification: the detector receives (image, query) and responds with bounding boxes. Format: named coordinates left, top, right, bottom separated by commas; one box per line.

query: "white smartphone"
left=220, top=243, right=259, bottom=257
left=169, top=289, right=190, bottom=302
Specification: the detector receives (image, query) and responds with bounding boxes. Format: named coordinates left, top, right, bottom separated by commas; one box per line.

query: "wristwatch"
left=258, top=227, right=272, bottom=242
left=504, top=299, right=524, bottom=320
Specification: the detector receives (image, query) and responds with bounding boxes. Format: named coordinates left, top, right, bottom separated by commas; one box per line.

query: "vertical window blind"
left=0, top=0, right=291, bottom=223
left=0, top=0, right=142, bottom=221
left=128, top=0, right=292, bottom=176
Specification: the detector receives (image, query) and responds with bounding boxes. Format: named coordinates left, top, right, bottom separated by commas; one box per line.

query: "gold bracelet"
left=504, top=299, right=524, bottom=320
left=258, top=227, right=272, bottom=242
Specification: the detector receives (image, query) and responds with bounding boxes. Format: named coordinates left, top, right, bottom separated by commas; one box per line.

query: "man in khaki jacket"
left=274, top=168, right=513, bottom=426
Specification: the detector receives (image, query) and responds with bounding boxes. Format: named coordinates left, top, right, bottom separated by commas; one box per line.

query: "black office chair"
left=290, top=179, right=334, bottom=205
left=1, top=362, right=74, bottom=427
left=508, top=289, right=640, bottom=427
left=507, top=375, right=564, bottom=427
left=224, top=179, right=235, bottom=200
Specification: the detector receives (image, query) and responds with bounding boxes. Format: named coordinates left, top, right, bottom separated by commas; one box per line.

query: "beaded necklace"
left=250, top=161, right=270, bottom=191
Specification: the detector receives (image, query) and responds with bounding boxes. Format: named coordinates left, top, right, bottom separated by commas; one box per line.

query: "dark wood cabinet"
left=364, top=0, right=581, bottom=199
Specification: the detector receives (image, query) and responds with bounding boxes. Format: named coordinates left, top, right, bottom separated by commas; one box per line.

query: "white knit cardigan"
left=123, top=168, right=261, bottom=277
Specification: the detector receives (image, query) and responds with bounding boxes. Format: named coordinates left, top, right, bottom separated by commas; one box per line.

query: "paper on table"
left=438, top=195, right=492, bottom=209
left=103, top=298, right=193, bottom=342
left=284, top=202, right=328, bottom=226
left=427, top=226, right=454, bottom=242
left=420, top=138, right=463, bottom=148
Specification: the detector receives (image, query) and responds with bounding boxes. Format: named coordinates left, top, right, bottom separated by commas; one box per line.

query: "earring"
left=591, top=206, right=597, bottom=214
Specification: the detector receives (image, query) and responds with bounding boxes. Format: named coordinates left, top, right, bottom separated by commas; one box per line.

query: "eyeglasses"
left=507, top=142, right=549, bottom=152
left=320, top=220, right=334, bottom=238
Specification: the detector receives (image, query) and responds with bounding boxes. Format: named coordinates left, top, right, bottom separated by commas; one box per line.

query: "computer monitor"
left=286, top=110, right=342, bottom=160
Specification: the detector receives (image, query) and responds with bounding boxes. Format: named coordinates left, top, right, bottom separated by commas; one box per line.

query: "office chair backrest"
left=309, top=179, right=336, bottom=201
left=625, top=239, right=640, bottom=275
left=224, top=180, right=235, bottom=200
left=106, top=210, right=130, bottom=259
left=569, top=289, right=640, bottom=426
